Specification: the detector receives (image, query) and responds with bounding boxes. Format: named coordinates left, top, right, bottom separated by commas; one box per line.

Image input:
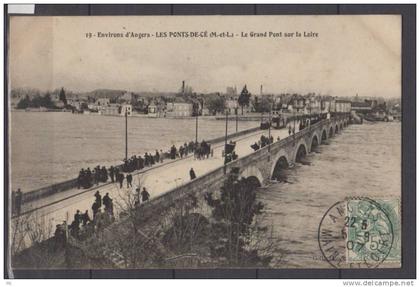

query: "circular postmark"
left=318, top=197, right=394, bottom=268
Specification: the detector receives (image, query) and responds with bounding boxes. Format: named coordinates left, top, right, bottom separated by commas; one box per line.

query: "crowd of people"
left=55, top=190, right=116, bottom=241
left=287, top=116, right=323, bottom=135
left=194, top=140, right=213, bottom=160
left=251, top=135, right=274, bottom=151
left=54, top=186, right=152, bottom=243
left=76, top=140, right=213, bottom=190
left=77, top=166, right=109, bottom=189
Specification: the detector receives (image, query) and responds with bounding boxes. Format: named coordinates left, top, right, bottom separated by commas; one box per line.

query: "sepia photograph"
left=6, top=12, right=405, bottom=274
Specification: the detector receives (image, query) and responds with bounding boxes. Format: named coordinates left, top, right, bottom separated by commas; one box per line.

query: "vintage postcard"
left=7, top=15, right=401, bottom=271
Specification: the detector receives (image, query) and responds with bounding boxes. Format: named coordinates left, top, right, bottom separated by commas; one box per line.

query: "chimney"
left=260, top=84, right=263, bottom=96
left=182, top=81, right=185, bottom=95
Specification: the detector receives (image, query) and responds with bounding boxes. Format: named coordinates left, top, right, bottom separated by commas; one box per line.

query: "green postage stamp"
left=345, top=197, right=401, bottom=266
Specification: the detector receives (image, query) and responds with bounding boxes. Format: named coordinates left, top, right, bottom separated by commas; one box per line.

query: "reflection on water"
left=10, top=112, right=258, bottom=191
left=258, top=122, right=401, bottom=268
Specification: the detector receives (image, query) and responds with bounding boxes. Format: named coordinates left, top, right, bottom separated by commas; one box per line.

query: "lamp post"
left=195, top=113, right=198, bottom=144
left=268, top=103, right=272, bottom=161
left=125, top=109, right=128, bottom=161
left=235, top=107, right=238, bottom=133
left=224, top=110, right=228, bottom=174
left=269, top=106, right=272, bottom=134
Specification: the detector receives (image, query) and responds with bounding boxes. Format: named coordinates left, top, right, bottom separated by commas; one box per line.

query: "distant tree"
left=42, top=93, right=55, bottom=109
left=254, top=97, right=272, bottom=113
left=207, top=96, right=226, bottom=115
left=59, top=87, right=67, bottom=105
left=80, top=102, right=89, bottom=111
left=238, top=85, right=251, bottom=115
left=16, top=95, right=30, bottom=109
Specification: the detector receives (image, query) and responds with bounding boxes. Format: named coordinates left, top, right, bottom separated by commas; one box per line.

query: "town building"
left=225, top=97, right=238, bottom=114
left=287, top=95, right=306, bottom=113
left=87, top=103, right=99, bottom=111
left=335, top=100, right=352, bottom=113
left=148, top=103, right=165, bottom=117
left=100, top=103, right=132, bottom=116
left=166, top=102, right=193, bottom=117
left=306, top=96, right=322, bottom=114
left=351, top=101, right=373, bottom=113
left=321, top=98, right=334, bottom=113
left=96, top=98, right=110, bottom=106
left=121, top=104, right=132, bottom=116
left=67, top=99, right=82, bottom=110
left=101, top=104, right=120, bottom=116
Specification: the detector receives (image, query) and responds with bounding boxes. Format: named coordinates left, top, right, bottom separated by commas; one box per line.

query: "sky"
left=9, top=15, right=401, bottom=98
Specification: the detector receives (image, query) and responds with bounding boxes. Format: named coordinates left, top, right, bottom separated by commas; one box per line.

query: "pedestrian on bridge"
left=15, top=188, right=22, bottom=215
left=117, top=173, right=124, bottom=189
left=109, top=166, right=115, bottom=183
left=126, top=173, right=133, bottom=188
left=82, top=210, right=91, bottom=226
left=101, top=166, right=108, bottom=182
left=74, top=210, right=81, bottom=227
left=54, top=224, right=66, bottom=247
left=103, top=193, right=111, bottom=210
left=141, top=187, right=150, bottom=202
left=95, top=191, right=102, bottom=208
left=92, top=201, right=100, bottom=219
left=138, top=156, right=145, bottom=169
left=232, top=151, right=238, bottom=161
left=251, top=142, right=260, bottom=151
left=155, top=150, right=160, bottom=163
left=190, top=168, right=197, bottom=180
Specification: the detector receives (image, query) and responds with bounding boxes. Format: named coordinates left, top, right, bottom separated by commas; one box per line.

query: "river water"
left=258, top=122, right=401, bottom=268
left=10, top=112, right=258, bottom=191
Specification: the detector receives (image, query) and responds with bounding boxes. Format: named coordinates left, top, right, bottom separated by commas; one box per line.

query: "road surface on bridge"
left=14, top=126, right=291, bottom=235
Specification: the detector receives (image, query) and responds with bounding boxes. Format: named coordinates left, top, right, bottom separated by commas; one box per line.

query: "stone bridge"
left=12, top=114, right=351, bottom=261
left=139, top=115, right=351, bottom=219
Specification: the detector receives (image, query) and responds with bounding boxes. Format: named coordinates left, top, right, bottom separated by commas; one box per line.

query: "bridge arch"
left=310, top=133, right=320, bottom=152
left=294, top=139, right=308, bottom=163
left=270, top=150, right=289, bottom=181
left=240, top=165, right=264, bottom=187
left=321, top=129, right=328, bottom=143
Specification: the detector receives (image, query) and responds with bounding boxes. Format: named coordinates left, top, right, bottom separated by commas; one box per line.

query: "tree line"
left=15, top=88, right=67, bottom=110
